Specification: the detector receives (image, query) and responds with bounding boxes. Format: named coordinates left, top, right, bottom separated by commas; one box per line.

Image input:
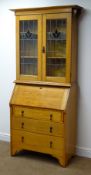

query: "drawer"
left=12, top=130, right=65, bottom=154
left=13, top=106, right=63, bottom=123
left=11, top=117, right=64, bottom=137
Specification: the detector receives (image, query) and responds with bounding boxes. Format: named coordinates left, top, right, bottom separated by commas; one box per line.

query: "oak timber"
left=10, top=5, right=82, bottom=167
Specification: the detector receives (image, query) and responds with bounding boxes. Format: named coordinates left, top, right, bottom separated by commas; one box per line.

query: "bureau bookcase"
left=10, top=5, right=82, bottom=167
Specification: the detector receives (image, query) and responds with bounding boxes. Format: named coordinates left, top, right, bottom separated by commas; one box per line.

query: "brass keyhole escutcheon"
left=50, top=127, right=53, bottom=133
left=21, top=111, right=24, bottom=117
left=50, top=114, right=53, bottom=121
left=21, top=122, right=24, bottom=129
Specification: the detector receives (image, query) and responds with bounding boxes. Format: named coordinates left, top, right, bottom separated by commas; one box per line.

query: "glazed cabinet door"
left=42, top=13, right=72, bottom=83
left=16, top=15, right=42, bottom=81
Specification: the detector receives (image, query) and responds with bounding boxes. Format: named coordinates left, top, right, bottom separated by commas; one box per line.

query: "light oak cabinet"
left=10, top=5, right=82, bottom=167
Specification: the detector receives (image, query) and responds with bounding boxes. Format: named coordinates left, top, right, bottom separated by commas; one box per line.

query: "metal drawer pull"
left=42, top=46, right=45, bottom=53
left=50, top=114, right=53, bottom=120
left=21, top=111, right=24, bottom=116
left=21, top=136, right=24, bottom=143
left=50, top=127, right=53, bottom=133
left=50, top=141, right=53, bottom=148
left=21, top=122, right=24, bottom=129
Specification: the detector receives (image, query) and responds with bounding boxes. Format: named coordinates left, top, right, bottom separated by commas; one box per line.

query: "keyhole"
left=50, top=114, right=53, bottom=120
left=21, top=122, right=24, bottom=129
left=21, top=111, right=24, bottom=117
left=50, top=127, right=53, bottom=133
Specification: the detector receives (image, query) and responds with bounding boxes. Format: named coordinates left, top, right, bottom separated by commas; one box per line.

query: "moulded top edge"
left=10, top=5, right=83, bottom=13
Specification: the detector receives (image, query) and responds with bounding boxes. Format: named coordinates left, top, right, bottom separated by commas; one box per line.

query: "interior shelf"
left=21, top=56, right=37, bottom=58
left=47, top=57, right=66, bottom=59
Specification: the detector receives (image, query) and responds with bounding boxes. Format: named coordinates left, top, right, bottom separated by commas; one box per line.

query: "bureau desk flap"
left=10, top=85, right=70, bottom=110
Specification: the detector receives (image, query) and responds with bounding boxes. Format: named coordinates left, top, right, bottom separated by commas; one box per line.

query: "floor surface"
left=0, top=141, right=91, bottom=175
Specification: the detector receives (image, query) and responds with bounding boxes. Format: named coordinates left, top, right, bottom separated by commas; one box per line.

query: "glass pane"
left=20, top=20, right=38, bottom=75
left=46, top=19, right=66, bottom=77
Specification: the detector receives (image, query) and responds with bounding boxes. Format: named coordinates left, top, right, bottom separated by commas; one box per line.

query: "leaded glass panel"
left=46, top=19, right=66, bottom=77
left=20, top=20, right=38, bottom=75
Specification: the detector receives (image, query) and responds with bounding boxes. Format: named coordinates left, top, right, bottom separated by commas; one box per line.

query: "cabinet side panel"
left=10, top=106, right=17, bottom=155
left=65, top=83, right=77, bottom=161
left=71, top=14, right=78, bottom=83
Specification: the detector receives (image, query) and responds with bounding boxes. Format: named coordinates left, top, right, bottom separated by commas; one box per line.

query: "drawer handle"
left=21, top=122, right=24, bottom=129
left=21, top=136, right=24, bottom=143
left=42, top=46, right=46, bottom=53
left=50, top=141, right=53, bottom=148
left=21, top=111, right=24, bottom=117
left=50, top=127, right=53, bottom=133
left=50, top=114, right=53, bottom=120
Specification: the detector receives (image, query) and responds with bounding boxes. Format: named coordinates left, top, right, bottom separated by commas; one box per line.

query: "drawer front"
left=13, top=106, right=63, bottom=122
left=12, top=117, right=64, bottom=137
left=12, top=130, right=65, bottom=155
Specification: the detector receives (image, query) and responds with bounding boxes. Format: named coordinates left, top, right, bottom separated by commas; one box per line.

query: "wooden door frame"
left=16, top=15, right=42, bottom=81
left=42, top=13, right=72, bottom=83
